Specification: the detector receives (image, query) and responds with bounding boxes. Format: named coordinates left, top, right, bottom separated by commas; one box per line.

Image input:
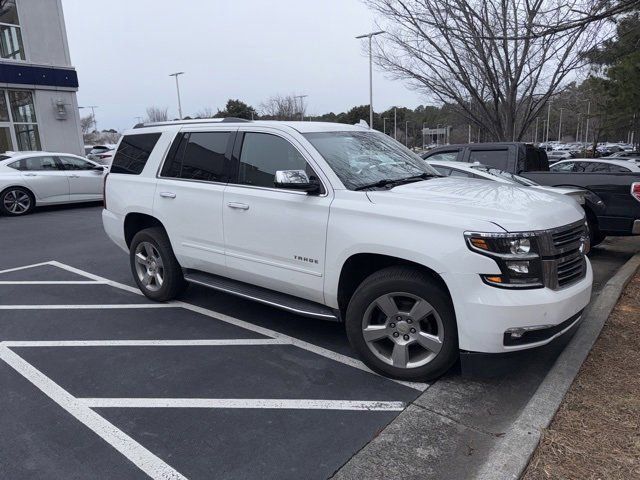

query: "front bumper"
left=442, top=258, right=593, bottom=353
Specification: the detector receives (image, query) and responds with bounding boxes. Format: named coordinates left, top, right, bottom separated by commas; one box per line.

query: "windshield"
left=471, top=165, right=539, bottom=186
left=304, top=131, right=439, bottom=190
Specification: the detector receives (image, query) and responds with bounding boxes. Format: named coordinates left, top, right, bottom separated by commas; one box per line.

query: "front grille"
left=557, top=251, right=586, bottom=287
left=540, top=220, right=588, bottom=290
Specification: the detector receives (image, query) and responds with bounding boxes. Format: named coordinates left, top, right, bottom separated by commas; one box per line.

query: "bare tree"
left=80, top=115, right=95, bottom=134
left=365, top=0, right=638, bottom=141
left=195, top=107, right=216, bottom=119
left=259, top=94, right=306, bottom=120
left=145, top=106, right=169, bottom=123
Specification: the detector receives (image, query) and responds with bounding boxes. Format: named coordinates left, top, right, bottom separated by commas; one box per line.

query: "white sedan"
left=0, top=151, right=107, bottom=216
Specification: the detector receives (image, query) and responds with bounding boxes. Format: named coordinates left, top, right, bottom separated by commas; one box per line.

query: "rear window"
left=468, top=149, right=509, bottom=170
left=110, top=133, right=161, bottom=174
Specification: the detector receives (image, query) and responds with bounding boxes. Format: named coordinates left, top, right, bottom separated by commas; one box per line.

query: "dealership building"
left=0, top=0, right=83, bottom=155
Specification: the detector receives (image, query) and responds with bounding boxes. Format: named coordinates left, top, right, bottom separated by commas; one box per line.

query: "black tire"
left=586, top=211, right=605, bottom=247
left=129, top=227, right=186, bottom=301
left=0, top=187, right=35, bottom=216
left=345, top=266, right=458, bottom=381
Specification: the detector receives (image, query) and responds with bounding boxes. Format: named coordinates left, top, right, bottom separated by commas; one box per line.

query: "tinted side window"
left=432, top=166, right=451, bottom=176
left=573, top=162, right=593, bottom=172
left=180, top=132, right=232, bottom=182
left=426, top=151, right=458, bottom=162
left=468, top=149, right=509, bottom=170
left=583, top=162, right=611, bottom=173
left=10, top=156, right=59, bottom=171
left=237, top=133, right=308, bottom=188
left=550, top=161, right=574, bottom=172
left=449, top=168, right=473, bottom=178
left=111, top=133, right=161, bottom=175
left=608, top=165, right=631, bottom=173
left=58, top=156, right=94, bottom=170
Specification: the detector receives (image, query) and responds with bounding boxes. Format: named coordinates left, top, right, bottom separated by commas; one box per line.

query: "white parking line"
left=0, top=281, right=106, bottom=285
left=79, top=398, right=406, bottom=411
left=0, top=262, right=55, bottom=275
left=46, top=261, right=429, bottom=392
left=0, top=304, right=176, bottom=310
left=0, top=344, right=187, bottom=480
left=4, top=339, right=290, bottom=347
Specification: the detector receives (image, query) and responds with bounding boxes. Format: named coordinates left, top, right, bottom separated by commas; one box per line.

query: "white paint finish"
left=4, top=339, right=290, bottom=347
left=0, top=304, right=175, bottom=310
left=45, top=261, right=429, bottom=391
left=0, top=280, right=105, bottom=285
left=0, top=344, right=187, bottom=480
left=78, top=397, right=406, bottom=412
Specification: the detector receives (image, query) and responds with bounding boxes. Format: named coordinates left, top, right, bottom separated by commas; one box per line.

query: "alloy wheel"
left=3, top=190, right=31, bottom=215
left=134, top=241, right=165, bottom=292
left=361, top=292, right=444, bottom=369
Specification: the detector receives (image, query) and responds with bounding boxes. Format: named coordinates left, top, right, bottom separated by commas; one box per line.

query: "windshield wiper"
left=354, top=172, right=438, bottom=191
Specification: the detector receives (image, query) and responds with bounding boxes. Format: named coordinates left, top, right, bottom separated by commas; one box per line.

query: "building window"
left=0, top=0, right=24, bottom=60
left=0, top=89, right=41, bottom=152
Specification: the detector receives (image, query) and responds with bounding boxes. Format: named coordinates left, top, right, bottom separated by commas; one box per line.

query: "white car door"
left=57, top=156, right=104, bottom=201
left=153, top=129, right=235, bottom=275
left=11, top=155, right=69, bottom=203
left=223, top=130, right=331, bottom=303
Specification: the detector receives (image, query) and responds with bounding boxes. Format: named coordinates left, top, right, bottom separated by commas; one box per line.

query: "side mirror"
left=274, top=170, right=321, bottom=194
left=92, top=165, right=105, bottom=171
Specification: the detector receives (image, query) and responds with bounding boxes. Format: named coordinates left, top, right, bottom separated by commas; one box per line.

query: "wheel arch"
left=336, top=253, right=452, bottom=318
left=123, top=212, right=166, bottom=248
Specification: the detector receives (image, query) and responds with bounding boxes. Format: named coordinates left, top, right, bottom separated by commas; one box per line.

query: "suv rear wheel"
left=129, top=227, right=186, bottom=301
left=345, top=266, right=458, bottom=381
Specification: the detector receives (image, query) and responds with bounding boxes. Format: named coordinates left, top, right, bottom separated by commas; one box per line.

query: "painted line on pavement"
left=0, top=280, right=106, bottom=285
left=79, top=397, right=406, bottom=411
left=47, top=261, right=429, bottom=392
left=0, top=344, right=187, bottom=480
left=0, top=304, right=176, bottom=310
left=0, top=262, right=54, bottom=275
left=4, top=338, right=290, bottom=347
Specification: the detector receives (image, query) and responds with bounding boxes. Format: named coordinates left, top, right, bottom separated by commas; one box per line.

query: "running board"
left=183, top=270, right=340, bottom=322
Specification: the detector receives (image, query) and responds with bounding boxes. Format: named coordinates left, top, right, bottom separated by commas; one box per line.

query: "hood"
left=366, top=177, right=584, bottom=232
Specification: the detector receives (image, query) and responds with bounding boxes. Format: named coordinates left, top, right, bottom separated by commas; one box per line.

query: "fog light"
left=507, top=328, right=526, bottom=339
left=506, top=261, right=529, bottom=274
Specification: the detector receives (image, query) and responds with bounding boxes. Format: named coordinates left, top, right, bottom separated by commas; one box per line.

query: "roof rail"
left=133, top=117, right=252, bottom=129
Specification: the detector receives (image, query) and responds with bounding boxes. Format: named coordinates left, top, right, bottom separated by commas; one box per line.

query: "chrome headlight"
left=464, top=232, right=543, bottom=289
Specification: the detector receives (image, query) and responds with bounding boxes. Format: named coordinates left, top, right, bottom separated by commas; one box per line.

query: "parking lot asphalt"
left=1, top=203, right=639, bottom=480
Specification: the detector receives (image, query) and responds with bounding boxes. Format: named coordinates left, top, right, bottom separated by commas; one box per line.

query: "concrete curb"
left=475, top=252, right=640, bottom=480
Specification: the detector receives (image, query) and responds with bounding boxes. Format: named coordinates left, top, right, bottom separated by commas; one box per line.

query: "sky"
left=60, top=0, right=426, bottom=131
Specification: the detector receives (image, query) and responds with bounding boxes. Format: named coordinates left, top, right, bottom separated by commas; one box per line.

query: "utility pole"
left=355, top=30, right=384, bottom=129
left=394, top=107, right=397, bottom=140
left=293, top=95, right=308, bottom=121
left=169, top=72, right=185, bottom=119
left=545, top=101, right=551, bottom=143
left=558, top=108, right=563, bottom=142
left=584, top=101, right=591, bottom=146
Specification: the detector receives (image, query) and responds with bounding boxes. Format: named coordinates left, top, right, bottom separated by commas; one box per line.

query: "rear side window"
left=468, top=149, right=509, bottom=170
left=9, top=156, right=59, bottom=171
left=425, top=151, right=458, bottom=162
left=609, top=165, right=631, bottom=173
left=161, top=131, right=233, bottom=182
left=110, top=133, right=161, bottom=174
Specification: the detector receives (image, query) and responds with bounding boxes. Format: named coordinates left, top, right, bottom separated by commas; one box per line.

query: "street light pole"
left=558, top=108, right=563, bottom=141
left=405, top=121, right=409, bottom=147
left=383, top=117, right=388, bottom=135
left=79, top=105, right=99, bottom=131
left=169, top=72, right=185, bottom=120
left=584, top=101, right=591, bottom=146
left=545, top=101, right=551, bottom=143
left=356, top=30, right=385, bottom=129
left=534, top=117, right=539, bottom=143
left=293, top=95, right=308, bottom=121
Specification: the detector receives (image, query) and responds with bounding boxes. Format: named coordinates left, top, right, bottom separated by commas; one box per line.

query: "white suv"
left=103, top=119, right=593, bottom=380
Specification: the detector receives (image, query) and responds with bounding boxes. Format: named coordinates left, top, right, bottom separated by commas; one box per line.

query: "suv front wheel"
left=345, top=267, right=458, bottom=381
left=129, top=227, right=186, bottom=301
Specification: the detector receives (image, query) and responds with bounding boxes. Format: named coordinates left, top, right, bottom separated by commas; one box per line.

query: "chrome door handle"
left=159, top=192, right=176, bottom=198
left=69, top=174, right=79, bottom=178
left=227, top=202, right=249, bottom=210
left=24, top=173, right=37, bottom=176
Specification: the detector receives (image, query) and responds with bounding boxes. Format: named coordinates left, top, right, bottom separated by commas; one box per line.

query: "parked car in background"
left=103, top=119, right=592, bottom=381
left=87, top=144, right=117, bottom=165
left=0, top=151, right=106, bottom=216
left=547, top=151, right=573, bottom=163
left=427, top=160, right=606, bottom=243
left=422, top=142, right=549, bottom=174
left=605, top=151, right=640, bottom=160
left=423, top=142, right=640, bottom=245
left=549, top=158, right=640, bottom=174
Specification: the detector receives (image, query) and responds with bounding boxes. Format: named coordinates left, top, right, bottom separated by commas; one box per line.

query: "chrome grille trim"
left=537, top=220, right=588, bottom=290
